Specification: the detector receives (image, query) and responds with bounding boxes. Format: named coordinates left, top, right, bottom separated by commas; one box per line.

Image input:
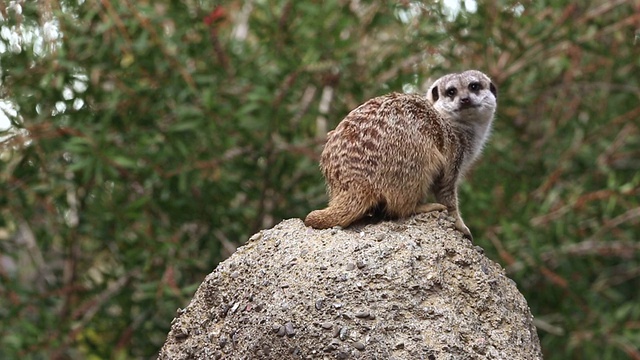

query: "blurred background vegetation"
left=1, top=0, right=639, bottom=358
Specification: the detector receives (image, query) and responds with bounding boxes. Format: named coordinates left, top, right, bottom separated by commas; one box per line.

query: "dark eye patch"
left=469, top=82, right=482, bottom=91
left=446, top=88, right=457, bottom=97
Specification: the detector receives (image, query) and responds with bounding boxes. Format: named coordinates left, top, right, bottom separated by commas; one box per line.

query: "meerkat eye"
left=445, top=88, right=457, bottom=97
left=469, top=82, right=482, bottom=91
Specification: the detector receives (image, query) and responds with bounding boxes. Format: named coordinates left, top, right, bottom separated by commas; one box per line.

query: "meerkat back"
left=305, top=93, right=449, bottom=229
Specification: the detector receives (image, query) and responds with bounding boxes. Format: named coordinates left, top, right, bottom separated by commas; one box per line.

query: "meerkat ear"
left=489, top=82, right=497, bottom=98
left=430, top=86, right=440, bottom=102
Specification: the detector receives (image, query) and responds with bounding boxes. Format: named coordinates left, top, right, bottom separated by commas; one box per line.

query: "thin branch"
left=588, top=207, right=640, bottom=242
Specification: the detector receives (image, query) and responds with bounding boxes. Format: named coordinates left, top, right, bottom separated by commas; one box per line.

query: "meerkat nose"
left=460, top=97, right=474, bottom=109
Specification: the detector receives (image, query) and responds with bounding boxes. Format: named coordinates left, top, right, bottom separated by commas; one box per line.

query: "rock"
left=159, top=213, right=542, bottom=359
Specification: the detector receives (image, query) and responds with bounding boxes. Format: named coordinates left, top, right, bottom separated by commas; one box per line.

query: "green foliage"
left=1, top=0, right=639, bottom=358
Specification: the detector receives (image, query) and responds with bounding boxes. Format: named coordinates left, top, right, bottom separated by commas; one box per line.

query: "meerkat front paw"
left=454, top=218, right=473, bottom=241
left=415, top=203, right=448, bottom=213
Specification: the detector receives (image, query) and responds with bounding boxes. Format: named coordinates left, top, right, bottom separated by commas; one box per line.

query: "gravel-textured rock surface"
left=159, top=213, right=542, bottom=359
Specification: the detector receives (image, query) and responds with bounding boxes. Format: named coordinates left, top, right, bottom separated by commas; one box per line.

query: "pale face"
left=427, top=70, right=497, bottom=125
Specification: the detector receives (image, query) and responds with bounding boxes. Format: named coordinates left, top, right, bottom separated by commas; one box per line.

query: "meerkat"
left=304, top=70, right=497, bottom=240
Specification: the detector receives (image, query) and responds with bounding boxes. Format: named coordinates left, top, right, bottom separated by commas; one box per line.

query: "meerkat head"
left=427, top=70, right=497, bottom=125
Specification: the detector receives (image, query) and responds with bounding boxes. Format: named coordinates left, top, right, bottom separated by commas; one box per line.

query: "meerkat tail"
left=304, top=193, right=375, bottom=229
left=303, top=208, right=343, bottom=229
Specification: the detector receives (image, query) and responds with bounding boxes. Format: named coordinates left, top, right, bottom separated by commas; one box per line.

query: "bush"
left=1, top=1, right=638, bottom=358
